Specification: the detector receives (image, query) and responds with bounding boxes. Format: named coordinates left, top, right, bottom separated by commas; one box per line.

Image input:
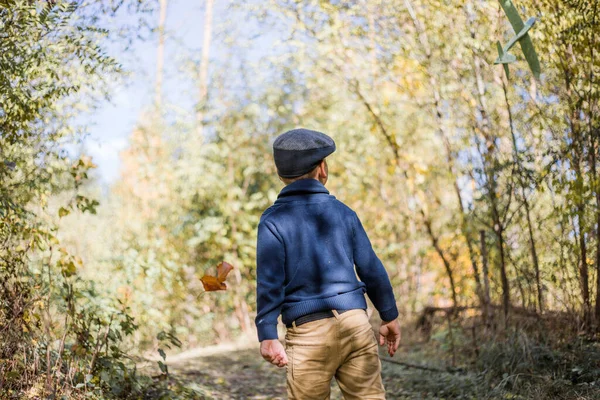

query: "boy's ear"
left=319, top=159, right=328, bottom=178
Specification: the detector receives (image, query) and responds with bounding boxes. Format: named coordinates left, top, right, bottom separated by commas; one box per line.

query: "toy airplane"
left=495, top=0, right=541, bottom=79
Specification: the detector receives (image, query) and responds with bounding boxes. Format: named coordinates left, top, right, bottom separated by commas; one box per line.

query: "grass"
left=136, top=311, right=600, bottom=399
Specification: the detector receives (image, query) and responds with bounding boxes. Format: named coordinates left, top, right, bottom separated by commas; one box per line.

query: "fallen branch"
left=416, top=304, right=547, bottom=334
left=380, top=356, right=465, bottom=375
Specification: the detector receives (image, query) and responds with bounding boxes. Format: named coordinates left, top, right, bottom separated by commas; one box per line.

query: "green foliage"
left=60, top=0, right=600, bottom=349
left=0, top=0, right=154, bottom=398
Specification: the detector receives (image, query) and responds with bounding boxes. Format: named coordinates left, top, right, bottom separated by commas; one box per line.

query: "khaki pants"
left=285, top=309, right=386, bottom=400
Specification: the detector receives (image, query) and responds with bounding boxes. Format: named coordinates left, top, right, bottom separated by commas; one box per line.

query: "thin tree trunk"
left=466, top=5, right=491, bottom=136
left=408, top=216, right=420, bottom=316
left=464, top=3, right=501, bottom=314
left=572, top=124, right=590, bottom=327
left=363, top=0, right=377, bottom=82
left=480, top=230, right=491, bottom=321
left=446, top=313, right=456, bottom=367
left=524, top=197, right=542, bottom=311
left=592, top=88, right=600, bottom=332
left=501, top=77, right=543, bottom=312
left=467, top=3, right=510, bottom=321
left=154, top=0, right=167, bottom=108
left=587, top=0, right=600, bottom=330
left=595, top=189, right=600, bottom=327
left=404, top=0, right=480, bottom=307
left=577, top=199, right=591, bottom=327
left=592, top=133, right=600, bottom=326
left=495, top=215, right=510, bottom=321
left=196, top=0, right=214, bottom=140
left=561, top=36, right=591, bottom=328
left=227, top=152, right=252, bottom=334
left=550, top=179, right=578, bottom=313
left=352, top=82, right=458, bottom=310
left=423, top=213, right=458, bottom=309
left=449, top=153, right=483, bottom=307
left=472, top=112, right=511, bottom=322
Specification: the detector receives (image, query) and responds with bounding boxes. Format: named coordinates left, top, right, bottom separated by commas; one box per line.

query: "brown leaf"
left=200, top=275, right=227, bottom=291
left=200, top=261, right=234, bottom=291
left=217, top=261, right=234, bottom=282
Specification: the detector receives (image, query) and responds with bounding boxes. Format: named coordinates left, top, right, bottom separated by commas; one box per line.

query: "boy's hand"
left=260, top=339, right=288, bottom=368
left=379, top=319, right=401, bottom=357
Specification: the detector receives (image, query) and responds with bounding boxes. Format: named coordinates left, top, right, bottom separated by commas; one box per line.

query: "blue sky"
left=82, top=0, right=267, bottom=184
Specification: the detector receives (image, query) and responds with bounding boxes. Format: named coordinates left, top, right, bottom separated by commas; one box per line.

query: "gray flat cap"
left=273, top=128, right=336, bottom=178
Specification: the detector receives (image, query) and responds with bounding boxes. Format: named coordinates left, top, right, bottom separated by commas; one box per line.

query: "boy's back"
left=256, top=179, right=398, bottom=340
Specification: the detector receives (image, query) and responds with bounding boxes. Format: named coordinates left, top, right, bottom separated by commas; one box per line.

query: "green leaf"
left=158, top=360, right=168, bottom=374
left=61, top=260, right=77, bottom=277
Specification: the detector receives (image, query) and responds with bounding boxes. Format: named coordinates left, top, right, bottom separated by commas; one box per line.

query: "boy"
left=256, top=128, right=401, bottom=399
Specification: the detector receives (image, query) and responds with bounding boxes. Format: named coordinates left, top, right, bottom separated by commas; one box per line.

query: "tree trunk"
left=573, top=134, right=591, bottom=327
left=467, top=8, right=509, bottom=318
left=524, top=197, right=542, bottom=312
left=404, top=0, right=482, bottom=307
left=587, top=1, right=599, bottom=329
left=495, top=219, right=510, bottom=321
left=578, top=200, right=591, bottom=327
left=465, top=3, right=502, bottom=315
left=423, top=213, right=458, bottom=309
left=480, top=230, right=491, bottom=321
left=227, top=152, right=252, bottom=334
left=592, top=133, right=600, bottom=327
left=501, top=77, right=543, bottom=312
left=364, top=0, right=377, bottom=82
left=154, top=0, right=167, bottom=108
left=574, top=139, right=590, bottom=327
left=196, top=0, right=214, bottom=140
left=560, top=32, right=592, bottom=328
left=595, top=193, right=600, bottom=327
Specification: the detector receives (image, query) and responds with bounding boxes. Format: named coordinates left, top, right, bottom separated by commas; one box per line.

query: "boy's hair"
left=279, top=163, right=320, bottom=185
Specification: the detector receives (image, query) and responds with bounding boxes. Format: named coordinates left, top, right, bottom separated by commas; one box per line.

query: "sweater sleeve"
left=255, top=220, right=286, bottom=341
left=352, top=212, right=399, bottom=322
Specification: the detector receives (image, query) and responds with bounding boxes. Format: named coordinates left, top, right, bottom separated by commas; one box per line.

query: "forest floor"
left=149, top=341, right=444, bottom=399
left=142, top=333, right=600, bottom=400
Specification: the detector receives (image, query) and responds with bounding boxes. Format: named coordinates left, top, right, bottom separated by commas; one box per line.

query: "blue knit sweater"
left=255, top=179, right=399, bottom=341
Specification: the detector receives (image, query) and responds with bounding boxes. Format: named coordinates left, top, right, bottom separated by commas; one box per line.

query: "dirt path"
left=160, top=341, right=477, bottom=399
left=169, top=345, right=288, bottom=399
left=151, top=339, right=600, bottom=400
left=146, top=330, right=600, bottom=400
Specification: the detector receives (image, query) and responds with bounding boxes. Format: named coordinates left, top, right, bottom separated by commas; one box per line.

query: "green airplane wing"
left=496, top=42, right=511, bottom=79
left=519, top=34, right=541, bottom=79
left=498, top=0, right=541, bottom=79
left=499, top=0, right=525, bottom=33
left=506, top=17, right=536, bottom=51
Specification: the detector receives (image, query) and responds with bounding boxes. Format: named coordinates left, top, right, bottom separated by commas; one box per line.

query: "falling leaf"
left=217, top=261, right=233, bottom=282
left=200, top=275, right=226, bottom=291
left=200, top=261, right=234, bottom=291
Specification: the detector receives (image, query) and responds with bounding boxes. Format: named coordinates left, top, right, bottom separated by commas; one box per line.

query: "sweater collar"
left=277, top=179, right=330, bottom=199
